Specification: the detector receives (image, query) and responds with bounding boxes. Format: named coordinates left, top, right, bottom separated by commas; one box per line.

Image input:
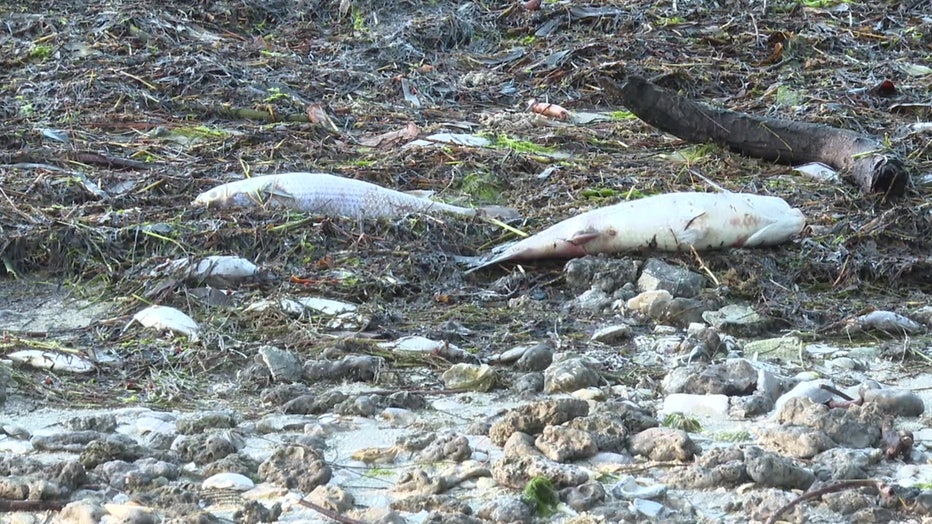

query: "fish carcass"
left=194, top=172, right=486, bottom=219
left=467, top=192, right=806, bottom=272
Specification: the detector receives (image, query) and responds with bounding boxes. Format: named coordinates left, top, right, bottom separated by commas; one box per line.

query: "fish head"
left=737, top=207, right=806, bottom=246
left=192, top=187, right=227, bottom=208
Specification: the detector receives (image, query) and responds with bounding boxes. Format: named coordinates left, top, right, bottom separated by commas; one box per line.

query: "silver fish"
left=467, top=192, right=805, bottom=272
left=194, top=172, right=484, bottom=218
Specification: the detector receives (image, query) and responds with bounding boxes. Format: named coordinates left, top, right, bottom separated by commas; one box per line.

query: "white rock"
left=202, top=472, right=255, bottom=491
left=661, top=393, right=729, bottom=421
left=632, top=498, right=667, bottom=519
left=626, top=290, right=673, bottom=315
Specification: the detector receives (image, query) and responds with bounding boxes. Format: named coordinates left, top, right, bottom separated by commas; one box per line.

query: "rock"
left=610, top=475, right=668, bottom=500
left=233, top=501, right=283, bottom=524
left=590, top=324, right=631, bottom=344
left=257, top=345, right=302, bottom=382
left=637, top=258, right=705, bottom=298
left=633, top=498, right=669, bottom=519
left=489, top=399, right=590, bottom=446
left=283, top=391, right=348, bottom=414
left=626, top=290, right=673, bottom=318
left=628, top=427, right=699, bottom=461
left=202, top=472, right=254, bottom=491
left=176, top=411, right=237, bottom=435
left=512, top=372, right=544, bottom=394
left=304, top=355, right=381, bottom=383
left=559, top=480, right=606, bottom=511
left=756, top=424, right=837, bottom=459
left=729, top=391, right=775, bottom=419
left=502, top=431, right=542, bottom=458
left=172, top=432, right=238, bottom=465
left=441, top=363, right=497, bottom=391
left=79, top=436, right=148, bottom=469
left=543, top=356, right=600, bottom=394
left=661, top=394, right=730, bottom=421
left=309, top=485, right=354, bottom=512
left=744, top=336, right=803, bottom=360
left=589, top=502, right=639, bottom=522
left=777, top=397, right=882, bottom=449
left=913, top=491, right=932, bottom=515
left=98, top=458, right=179, bottom=489
left=535, top=426, right=598, bottom=462
left=477, top=496, right=534, bottom=524
left=812, top=448, right=880, bottom=481
left=66, top=414, right=117, bottom=432
left=860, top=387, right=924, bottom=417
left=515, top=342, right=553, bottom=372
left=702, top=304, right=772, bottom=337
left=568, top=287, right=613, bottom=312
left=418, top=434, right=471, bottom=462
left=0, top=363, right=8, bottom=407
left=564, top=256, right=640, bottom=293
left=565, top=414, right=628, bottom=452
left=593, top=400, right=658, bottom=434
left=491, top=454, right=590, bottom=489
left=662, top=359, right=758, bottom=396
left=54, top=500, right=106, bottom=524
left=258, top=444, right=332, bottom=492
left=745, top=446, right=815, bottom=490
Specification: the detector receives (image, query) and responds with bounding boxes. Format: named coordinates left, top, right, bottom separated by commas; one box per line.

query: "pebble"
left=590, top=324, right=631, bottom=344
left=702, top=304, right=772, bottom=336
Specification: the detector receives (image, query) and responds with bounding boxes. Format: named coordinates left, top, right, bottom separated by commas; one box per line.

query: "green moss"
left=29, top=44, right=54, bottom=61
left=487, top=133, right=558, bottom=155
left=716, top=430, right=751, bottom=442
left=459, top=171, right=504, bottom=203
left=662, top=412, right=702, bottom=433
left=523, top=476, right=559, bottom=516
left=607, top=110, right=637, bottom=121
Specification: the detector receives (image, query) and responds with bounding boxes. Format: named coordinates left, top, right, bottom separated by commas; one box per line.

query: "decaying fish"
left=467, top=192, right=805, bottom=272
left=194, top=172, right=514, bottom=219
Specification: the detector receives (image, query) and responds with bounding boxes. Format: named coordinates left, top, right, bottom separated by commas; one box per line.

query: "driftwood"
left=603, top=74, right=909, bottom=198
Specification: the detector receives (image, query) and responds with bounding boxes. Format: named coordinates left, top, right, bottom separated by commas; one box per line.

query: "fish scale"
left=194, top=172, right=477, bottom=218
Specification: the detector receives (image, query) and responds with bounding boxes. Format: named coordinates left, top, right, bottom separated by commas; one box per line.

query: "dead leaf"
left=360, top=122, right=422, bottom=148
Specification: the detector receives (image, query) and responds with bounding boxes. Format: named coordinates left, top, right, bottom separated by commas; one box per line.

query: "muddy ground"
left=1, top=0, right=932, bottom=522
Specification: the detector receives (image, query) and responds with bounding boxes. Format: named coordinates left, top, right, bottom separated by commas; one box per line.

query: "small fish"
left=194, top=172, right=512, bottom=219
left=467, top=192, right=805, bottom=272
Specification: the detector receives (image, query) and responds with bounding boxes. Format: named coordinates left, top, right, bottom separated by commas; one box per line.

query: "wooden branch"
left=602, top=74, right=909, bottom=198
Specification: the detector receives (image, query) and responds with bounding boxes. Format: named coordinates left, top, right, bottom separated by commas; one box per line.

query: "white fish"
left=129, top=305, right=201, bottom=340
left=8, top=350, right=95, bottom=373
left=194, top=172, right=504, bottom=218
left=468, top=192, right=805, bottom=272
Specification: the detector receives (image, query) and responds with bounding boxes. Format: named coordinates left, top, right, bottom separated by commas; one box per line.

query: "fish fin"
left=741, top=219, right=805, bottom=247
left=263, top=184, right=298, bottom=207
left=567, top=230, right=599, bottom=246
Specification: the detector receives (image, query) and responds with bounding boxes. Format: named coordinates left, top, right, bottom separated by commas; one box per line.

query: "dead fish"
left=127, top=305, right=201, bottom=341
left=467, top=192, right=805, bottom=272
left=194, top=172, right=514, bottom=219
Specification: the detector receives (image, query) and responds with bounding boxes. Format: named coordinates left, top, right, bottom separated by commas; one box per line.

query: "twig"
left=689, top=245, right=720, bottom=286
left=764, top=479, right=886, bottom=524
left=295, top=498, right=365, bottom=524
